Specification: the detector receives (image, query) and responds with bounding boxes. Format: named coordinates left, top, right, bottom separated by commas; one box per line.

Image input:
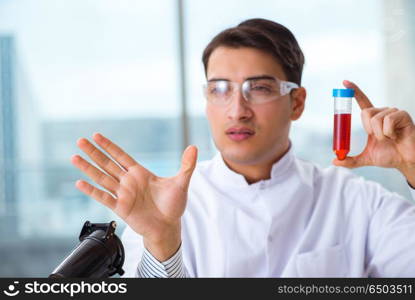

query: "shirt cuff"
left=137, top=244, right=185, bottom=278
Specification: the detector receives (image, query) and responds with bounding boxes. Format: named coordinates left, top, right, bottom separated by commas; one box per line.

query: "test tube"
left=333, top=88, right=354, bottom=161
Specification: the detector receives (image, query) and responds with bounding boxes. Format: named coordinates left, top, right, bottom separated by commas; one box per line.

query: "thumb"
left=332, top=154, right=368, bottom=169
left=177, top=145, right=198, bottom=188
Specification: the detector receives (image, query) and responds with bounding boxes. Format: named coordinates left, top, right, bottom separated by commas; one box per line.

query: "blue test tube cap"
left=333, top=88, right=355, bottom=97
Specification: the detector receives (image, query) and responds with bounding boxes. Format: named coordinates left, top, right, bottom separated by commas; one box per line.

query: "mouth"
left=225, top=127, right=255, bottom=142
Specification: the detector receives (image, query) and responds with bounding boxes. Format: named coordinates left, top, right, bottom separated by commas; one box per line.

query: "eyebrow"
left=207, top=75, right=276, bottom=82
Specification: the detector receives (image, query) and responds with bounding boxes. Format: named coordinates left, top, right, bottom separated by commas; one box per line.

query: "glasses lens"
left=205, top=81, right=232, bottom=105
left=244, top=78, right=281, bottom=103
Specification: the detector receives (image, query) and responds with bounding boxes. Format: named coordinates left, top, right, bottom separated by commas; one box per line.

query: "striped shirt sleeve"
left=136, top=244, right=187, bottom=278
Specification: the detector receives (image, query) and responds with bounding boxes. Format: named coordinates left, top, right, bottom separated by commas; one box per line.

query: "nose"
left=226, top=89, right=253, bottom=121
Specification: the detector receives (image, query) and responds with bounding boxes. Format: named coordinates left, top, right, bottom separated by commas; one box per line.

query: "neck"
left=223, top=141, right=290, bottom=184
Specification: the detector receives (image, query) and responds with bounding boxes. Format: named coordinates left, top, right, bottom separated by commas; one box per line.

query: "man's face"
left=205, top=46, right=301, bottom=166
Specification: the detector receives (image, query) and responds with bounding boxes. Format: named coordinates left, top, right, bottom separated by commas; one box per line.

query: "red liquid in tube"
left=333, top=113, right=351, bottom=160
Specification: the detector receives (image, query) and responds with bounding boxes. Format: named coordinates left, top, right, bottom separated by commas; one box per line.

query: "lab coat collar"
left=212, top=140, right=295, bottom=189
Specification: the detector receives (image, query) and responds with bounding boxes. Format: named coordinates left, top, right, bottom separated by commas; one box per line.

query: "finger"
left=71, top=154, right=119, bottom=195
left=92, top=133, right=138, bottom=171
left=361, top=107, right=389, bottom=135
left=370, top=108, right=399, bottom=141
left=177, top=145, right=198, bottom=189
left=77, top=138, right=125, bottom=180
left=75, top=180, right=116, bottom=210
left=332, top=153, right=371, bottom=169
left=383, top=110, right=410, bottom=140
left=343, top=80, right=374, bottom=110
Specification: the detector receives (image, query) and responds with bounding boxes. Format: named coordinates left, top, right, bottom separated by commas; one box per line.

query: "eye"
left=208, top=81, right=229, bottom=94
left=248, top=79, right=278, bottom=94
left=208, top=86, right=219, bottom=94
left=250, top=85, right=272, bottom=93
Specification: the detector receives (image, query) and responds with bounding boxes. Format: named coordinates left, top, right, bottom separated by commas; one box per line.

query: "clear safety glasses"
left=203, top=76, right=299, bottom=106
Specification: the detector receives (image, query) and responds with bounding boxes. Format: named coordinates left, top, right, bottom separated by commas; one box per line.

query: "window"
left=0, top=0, right=182, bottom=276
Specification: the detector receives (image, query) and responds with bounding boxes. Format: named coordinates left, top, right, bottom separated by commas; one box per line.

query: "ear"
left=290, top=87, right=306, bottom=121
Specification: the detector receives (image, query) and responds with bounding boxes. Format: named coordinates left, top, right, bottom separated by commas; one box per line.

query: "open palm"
left=71, top=133, right=198, bottom=241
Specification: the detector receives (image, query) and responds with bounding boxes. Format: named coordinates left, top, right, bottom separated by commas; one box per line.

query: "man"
left=71, top=18, right=415, bottom=277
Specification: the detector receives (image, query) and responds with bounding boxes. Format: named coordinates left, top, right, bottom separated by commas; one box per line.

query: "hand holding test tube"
left=332, top=80, right=415, bottom=188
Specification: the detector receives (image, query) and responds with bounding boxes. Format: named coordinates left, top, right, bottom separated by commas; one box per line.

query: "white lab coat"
left=121, top=143, right=415, bottom=277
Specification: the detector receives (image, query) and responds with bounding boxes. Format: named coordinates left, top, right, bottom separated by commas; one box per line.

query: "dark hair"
left=202, top=18, right=305, bottom=85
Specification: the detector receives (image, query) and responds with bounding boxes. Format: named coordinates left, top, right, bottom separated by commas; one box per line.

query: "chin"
left=221, top=148, right=264, bottom=165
